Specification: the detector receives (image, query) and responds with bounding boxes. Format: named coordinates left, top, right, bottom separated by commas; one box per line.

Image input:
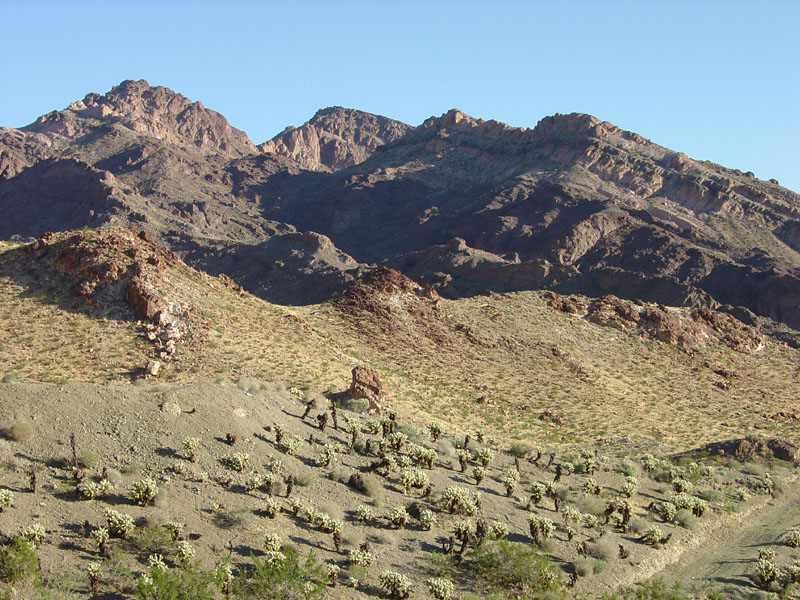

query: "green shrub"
left=232, top=546, right=324, bottom=599
left=136, top=561, right=216, bottom=600
left=77, top=449, right=99, bottom=469
left=575, top=557, right=605, bottom=576
left=674, top=508, right=698, bottom=530
left=0, top=535, right=38, bottom=584
left=469, top=540, right=561, bottom=594
left=3, top=421, right=33, bottom=442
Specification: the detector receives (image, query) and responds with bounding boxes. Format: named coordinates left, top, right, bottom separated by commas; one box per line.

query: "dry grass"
left=0, top=240, right=798, bottom=451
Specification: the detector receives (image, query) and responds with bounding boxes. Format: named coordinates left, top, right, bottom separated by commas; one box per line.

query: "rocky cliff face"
left=23, top=79, right=257, bottom=157
left=259, top=106, right=412, bottom=171
left=2, top=81, right=799, bottom=342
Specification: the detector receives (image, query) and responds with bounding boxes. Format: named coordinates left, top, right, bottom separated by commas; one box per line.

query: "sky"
left=2, top=1, right=798, bottom=191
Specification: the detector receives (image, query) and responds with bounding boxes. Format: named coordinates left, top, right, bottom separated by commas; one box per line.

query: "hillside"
left=1, top=81, right=799, bottom=344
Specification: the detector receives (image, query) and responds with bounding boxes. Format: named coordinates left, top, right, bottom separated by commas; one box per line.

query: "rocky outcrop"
left=349, top=366, right=387, bottom=412
left=24, top=79, right=256, bottom=157
left=545, top=291, right=763, bottom=353
left=260, top=107, right=412, bottom=171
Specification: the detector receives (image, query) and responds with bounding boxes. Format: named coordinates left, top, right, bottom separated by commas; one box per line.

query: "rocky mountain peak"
left=24, top=79, right=256, bottom=157
left=420, top=108, right=482, bottom=131
left=259, top=106, right=412, bottom=171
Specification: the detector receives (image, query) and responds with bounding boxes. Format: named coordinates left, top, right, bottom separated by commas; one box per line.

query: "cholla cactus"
left=263, top=550, right=285, bottom=567
left=487, top=521, right=508, bottom=541
left=560, top=505, right=580, bottom=524
left=229, top=452, right=250, bottom=472
left=261, top=472, right=277, bottom=496
left=91, top=526, right=110, bottom=553
left=105, top=509, right=135, bottom=538
left=622, top=476, right=639, bottom=498
left=453, top=520, right=474, bottom=542
left=317, top=443, right=339, bottom=467
left=130, top=478, right=159, bottom=506
left=289, top=498, right=305, bottom=517
left=419, top=509, right=437, bottom=530
left=428, top=422, right=444, bottom=442
left=500, top=469, right=520, bottom=497
left=472, top=466, right=486, bottom=485
left=641, top=454, right=659, bottom=474
left=387, top=506, right=409, bottom=529
left=456, top=449, right=471, bottom=472
left=528, top=515, right=554, bottom=545
left=22, top=523, right=46, bottom=547
left=270, top=459, right=285, bottom=475
left=584, top=478, right=600, bottom=495
left=563, top=525, right=577, bottom=541
left=0, top=489, right=13, bottom=511
left=365, top=419, right=382, bottom=435
left=473, top=447, right=494, bottom=467
left=692, top=497, right=708, bottom=517
left=273, top=424, right=285, bottom=445
left=409, top=445, right=437, bottom=469
left=672, top=478, right=692, bottom=494
left=176, top=541, right=195, bottom=564
left=786, top=529, right=800, bottom=548
left=148, top=554, right=168, bottom=572
left=756, top=557, right=779, bottom=587
left=379, top=571, right=413, bottom=599
left=181, top=437, right=200, bottom=462
left=87, top=562, right=102, bottom=593
left=641, top=525, right=663, bottom=545
left=582, top=513, right=598, bottom=529
left=399, top=467, right=429, bottom=494
left=283, top=436, right=303, bottom=456
left=426, top=577, right=454, bottom=600
left=163, top=521, right=184, bottom=542
left=78, top=481, right=101, bottom=500
left=348, top=548, right=376, bottom=568
left=529, top=482, right=546, bottom=507
left=658, top=501, right=677, bottom=522
left=355, top=504, right=373, bottom=523
left=344, top=417, right=360, bottom=450
left=670, top=493, right=695, bottom=511
left=288, top=386, right=304, bottom=398
left=387, top=432, right=408, bottom=452
left=245, top=474, right=263, bottom=492
left=327, top=564, right=341, bottom=586
left=735, top=487, right=749, bottom=501
left=264, top=498, right=281, bottom=518
left=264, top=533, right=282, bottom=552
left=441, top=486, right=479, bottom=516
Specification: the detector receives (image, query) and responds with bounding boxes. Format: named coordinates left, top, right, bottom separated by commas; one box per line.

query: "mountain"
left=260, top=106, right=413, bottom=171
left=1, top=80, right=799, bottom=343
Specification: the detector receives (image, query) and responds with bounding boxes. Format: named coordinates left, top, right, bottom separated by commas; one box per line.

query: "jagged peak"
left=260, top=106, right=412, bottom=171
left=420, top=108, right=483, bottom=130
left=25, top=79, right=256, bottom=157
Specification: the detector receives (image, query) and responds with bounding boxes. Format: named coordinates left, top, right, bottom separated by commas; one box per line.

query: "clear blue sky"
left=2, top=1, right=798, bottom=191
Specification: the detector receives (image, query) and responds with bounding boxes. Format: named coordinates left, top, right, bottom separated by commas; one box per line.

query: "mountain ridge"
left=1, top=79, right=799, bottom=344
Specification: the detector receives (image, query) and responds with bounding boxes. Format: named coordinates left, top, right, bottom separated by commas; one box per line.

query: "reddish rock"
left=349, top=366, right=387, bottom=413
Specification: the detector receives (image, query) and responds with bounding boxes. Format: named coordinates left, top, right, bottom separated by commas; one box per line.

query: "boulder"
left=349, top=366, right=387, bottom=413
left=145, top=360, right=160, bottom=377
